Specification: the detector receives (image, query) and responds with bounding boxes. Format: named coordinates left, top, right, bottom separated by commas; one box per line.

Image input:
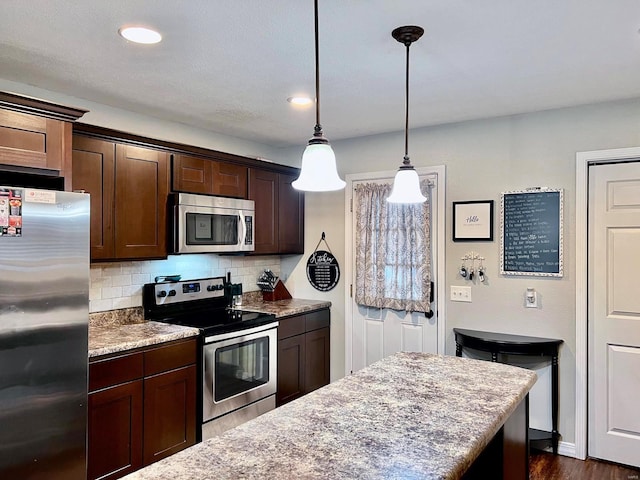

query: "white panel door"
left=588, top=161, right=640, bottom=467
left=350, top=174, right=438, bottom=373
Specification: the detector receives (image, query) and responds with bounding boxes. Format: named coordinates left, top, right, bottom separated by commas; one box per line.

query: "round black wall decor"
left=306, top=249, right=340, bottom=291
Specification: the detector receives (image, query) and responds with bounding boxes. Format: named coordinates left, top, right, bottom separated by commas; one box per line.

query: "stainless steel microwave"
left=173, top=193, right=255, bottom=254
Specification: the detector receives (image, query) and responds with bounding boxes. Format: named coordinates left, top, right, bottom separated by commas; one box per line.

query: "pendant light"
left=292, top=0, right=345, bottom=192
left=387, top=26, right=427, bottom=204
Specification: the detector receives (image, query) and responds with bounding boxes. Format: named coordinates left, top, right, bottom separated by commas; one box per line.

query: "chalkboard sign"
left=306, top=250, right=340, bottom=291
left=500, top=189, right=563, bottom=277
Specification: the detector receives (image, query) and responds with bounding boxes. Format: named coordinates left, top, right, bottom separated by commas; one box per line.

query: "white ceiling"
left=2, top=1, right=640, bottom=148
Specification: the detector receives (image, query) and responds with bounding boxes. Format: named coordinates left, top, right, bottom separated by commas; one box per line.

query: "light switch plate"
left=450, top=286, right=472, bottom=302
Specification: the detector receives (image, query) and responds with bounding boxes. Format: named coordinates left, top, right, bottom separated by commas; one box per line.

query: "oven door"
left=203, top=322, right=277, bottom=422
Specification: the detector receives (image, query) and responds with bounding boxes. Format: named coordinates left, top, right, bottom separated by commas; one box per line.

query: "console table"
left=453, top=328, right=563, bottom=454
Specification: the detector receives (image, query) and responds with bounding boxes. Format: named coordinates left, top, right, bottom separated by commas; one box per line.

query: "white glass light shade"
left=292, top=143, right=346, bottom=192
left=386, top=168, right=426, bottom=204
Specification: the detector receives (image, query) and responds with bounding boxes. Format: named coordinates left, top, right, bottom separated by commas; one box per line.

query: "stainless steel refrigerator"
left=0, top=186, right=89, bottom=479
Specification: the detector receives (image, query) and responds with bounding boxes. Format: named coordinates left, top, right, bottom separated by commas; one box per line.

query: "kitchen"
left=2, top=1, right=640, bottom=478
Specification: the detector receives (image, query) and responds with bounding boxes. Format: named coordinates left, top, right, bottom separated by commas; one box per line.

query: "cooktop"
left=142, top=276, right=275, bottom=336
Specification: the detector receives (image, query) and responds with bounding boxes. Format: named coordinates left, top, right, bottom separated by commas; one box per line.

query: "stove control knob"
left=157, top=290, right=167, bottom=298
left=206, top=285, right=215, bottom=292
left=168, top=289, right=177, bottom=297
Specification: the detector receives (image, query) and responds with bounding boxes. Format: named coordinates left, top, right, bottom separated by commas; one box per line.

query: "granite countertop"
left=239, top=293, right=331, bottom=318
left=88, top=307, right=199, bottom=358
left=88, top=295, right=329, bottom=358
left=123, top=352, right=537, bottom=480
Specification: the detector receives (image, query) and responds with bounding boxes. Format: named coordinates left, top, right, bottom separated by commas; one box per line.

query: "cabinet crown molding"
left=0, top=91, right=88, bottom=122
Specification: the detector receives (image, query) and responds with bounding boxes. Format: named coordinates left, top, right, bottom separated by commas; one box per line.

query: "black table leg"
left=551, top=354, right=559, bottom=454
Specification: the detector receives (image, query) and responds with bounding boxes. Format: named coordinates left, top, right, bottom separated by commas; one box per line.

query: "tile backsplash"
left=90, top=254, right=281, bottom=313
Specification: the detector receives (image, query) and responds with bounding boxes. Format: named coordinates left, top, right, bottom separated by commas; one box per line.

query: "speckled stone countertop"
left=87, top=294, right=329, bottom=358
left=88, top=307, right=199, bottom=358
left=239, top=292, right=331, bottom=318
left=123, top=352, right=537, bottom=480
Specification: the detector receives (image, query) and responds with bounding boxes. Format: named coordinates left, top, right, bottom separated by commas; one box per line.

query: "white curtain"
left=354, top=180, right=432, bottom=313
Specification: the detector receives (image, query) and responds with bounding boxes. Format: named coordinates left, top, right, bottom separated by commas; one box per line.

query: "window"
left=354, top=181, right=432, bottom=313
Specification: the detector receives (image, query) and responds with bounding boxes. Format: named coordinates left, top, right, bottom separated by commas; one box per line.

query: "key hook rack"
left=459, top=251, right=486, bottom=282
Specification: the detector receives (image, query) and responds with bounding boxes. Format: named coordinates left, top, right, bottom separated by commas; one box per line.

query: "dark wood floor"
left=530, top=451, right=639, bottom=480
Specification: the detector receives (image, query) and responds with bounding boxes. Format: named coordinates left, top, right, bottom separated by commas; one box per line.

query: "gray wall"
left=277, top=97, right=640, bottom=447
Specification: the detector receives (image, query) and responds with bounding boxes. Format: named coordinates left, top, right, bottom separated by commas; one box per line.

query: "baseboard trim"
left=534, top=441, right=576, bottom=458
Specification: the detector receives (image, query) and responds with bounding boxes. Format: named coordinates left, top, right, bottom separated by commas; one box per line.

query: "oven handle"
left=204, top=320, right=278, bottom=344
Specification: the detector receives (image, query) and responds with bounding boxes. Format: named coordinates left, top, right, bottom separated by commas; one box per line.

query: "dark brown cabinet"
left=248, top=168, right=278, bottom=254
left=71, top=136, right=115, bottom=259
left=172, top=153, right=247, bottom=198
left=278, top=173, right=305, bottom=254
left=0, top=91, right=86, bottom=190
left=248, top=169, right=304, bottom=255
left=88, top=338, right=197, bottom=480
left=277, top=309, right=330, bottom=407
left=88, top=380, right=143, bottom=480
left=72, top=136, right=169, bottom=261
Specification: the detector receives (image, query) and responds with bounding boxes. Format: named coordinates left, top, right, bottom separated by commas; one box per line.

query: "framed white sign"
left=453, top=200, right=494, bottom=242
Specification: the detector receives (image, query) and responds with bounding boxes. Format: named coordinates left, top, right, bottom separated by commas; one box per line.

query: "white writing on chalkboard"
left=501, top=190, right=563, bottom=277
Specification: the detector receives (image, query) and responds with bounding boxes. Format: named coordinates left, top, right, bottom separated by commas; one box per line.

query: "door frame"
left=344, top=165, right=446, bottom=376
left=575, top=146, right=640, bottom=460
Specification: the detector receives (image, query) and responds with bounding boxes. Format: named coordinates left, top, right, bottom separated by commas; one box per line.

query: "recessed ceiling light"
left=287, top=96, right=313, bottom=106
left=118, top=26, right=162, bottom=44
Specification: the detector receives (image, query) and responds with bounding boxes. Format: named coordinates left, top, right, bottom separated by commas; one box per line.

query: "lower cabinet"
left=88, top=380, right=143, bottom=480
left=277, top=309, right=330, bottom=407
left=88, top=338, right=197, bottom=480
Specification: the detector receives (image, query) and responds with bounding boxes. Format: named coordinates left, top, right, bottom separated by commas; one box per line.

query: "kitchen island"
left=123, top=352, right=536, bottom=480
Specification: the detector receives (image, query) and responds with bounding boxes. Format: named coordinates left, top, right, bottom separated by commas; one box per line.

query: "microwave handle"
left=238, top=212, right=246, bottom=247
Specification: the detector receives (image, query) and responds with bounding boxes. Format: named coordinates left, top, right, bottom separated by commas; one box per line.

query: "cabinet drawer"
left=144, top=339, right=197, bottom=376
left=89, top=352, right=144, bottom=392
left=277, top=315, right=306, bottom=340
left=305, top=309, right=330, bottom=332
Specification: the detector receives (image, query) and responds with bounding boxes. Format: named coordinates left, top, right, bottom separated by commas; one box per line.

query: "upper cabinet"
left=248, top=169, right=278, bottom=254
left=72, top=136, right=115, bottom=259
left=72, top=135, right=169, bottom=261
left=0, top=91, right=87, bottom=190
left=71, top=124, right=302, bottom=261
left=172, top=154, right=247, bottom=198
left=278, top=173, right=305, bottom=254
left=248, top=169, right=304, bottom=255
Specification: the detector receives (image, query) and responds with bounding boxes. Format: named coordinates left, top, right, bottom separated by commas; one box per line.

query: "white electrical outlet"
left=450, top=286, right=472, bottom=302
left=525, top=287, right=538, bottom=308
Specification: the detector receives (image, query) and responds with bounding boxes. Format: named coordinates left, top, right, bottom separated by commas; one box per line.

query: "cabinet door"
left=72, top=136, right=116, bottom=260
left=143, top=365, right=197, bottom=465
left=248, top=168, right=278, bottom=254
left=172, top=154, right=213, bottom=194
left=88, top=380, right=143, bottom=480
left=304, top=327, right=330, bottom=394
left=212, top=161, right=247, bottom=198
left=0, top=108, right=67, bottom=172
left=114, top=144, right=169, bottom=259
left=278, top=173, right=305, bottom=254
left=277, top=334, right=305, bottom=406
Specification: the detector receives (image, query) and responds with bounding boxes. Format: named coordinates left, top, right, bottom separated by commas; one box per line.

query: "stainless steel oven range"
left=143, top=276, right=277, bottom=440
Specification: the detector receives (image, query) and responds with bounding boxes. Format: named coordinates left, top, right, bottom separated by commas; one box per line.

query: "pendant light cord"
left=314, top=0, right=322, bottom=135
left=403, top=42, right=411, bottom=166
